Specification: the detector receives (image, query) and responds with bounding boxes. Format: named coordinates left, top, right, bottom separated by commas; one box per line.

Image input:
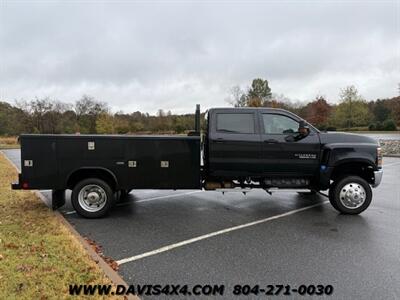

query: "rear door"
left=259, top=112, right=320, bottom=176
left=208, top=110, right=261, bottom=178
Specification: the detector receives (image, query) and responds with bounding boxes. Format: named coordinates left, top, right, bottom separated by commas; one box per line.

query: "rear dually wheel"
left=71, top=178, right=115, bottom=218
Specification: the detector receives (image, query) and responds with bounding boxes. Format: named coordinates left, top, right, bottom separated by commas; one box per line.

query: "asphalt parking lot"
left=3, top=149, right=400, bottom=299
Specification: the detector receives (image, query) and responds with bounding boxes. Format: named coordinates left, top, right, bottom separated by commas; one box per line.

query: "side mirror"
left=298, top=120, right=310, bottom=136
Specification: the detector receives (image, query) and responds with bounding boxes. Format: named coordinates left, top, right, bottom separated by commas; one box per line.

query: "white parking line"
left=116, top=200, right=329, bottom=265
left=63, top=190, right=202, bottom=215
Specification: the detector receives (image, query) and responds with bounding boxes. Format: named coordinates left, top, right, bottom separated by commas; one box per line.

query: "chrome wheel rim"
left=339, top=182, right=366, bottom=209
left=78, top=184, right=107, bottom=212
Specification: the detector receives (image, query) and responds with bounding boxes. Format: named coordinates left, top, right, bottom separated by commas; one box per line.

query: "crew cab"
left=12, top=105, right=383, bottom=218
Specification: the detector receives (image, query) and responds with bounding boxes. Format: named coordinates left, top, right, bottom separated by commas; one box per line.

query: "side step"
left=264, top=178, right=310, bottom=188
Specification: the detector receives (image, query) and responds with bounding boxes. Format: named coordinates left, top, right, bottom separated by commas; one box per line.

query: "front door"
left=259, top=112, right=320, bottom=177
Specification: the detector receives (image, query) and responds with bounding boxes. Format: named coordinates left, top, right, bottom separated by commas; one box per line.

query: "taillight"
left=377, top=147, right=382, bottom=168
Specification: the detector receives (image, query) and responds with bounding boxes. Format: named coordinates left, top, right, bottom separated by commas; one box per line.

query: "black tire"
left=328, top=176, right=372, bottom=215
left=71, top=178, right=115, bottom=218
left=328, top=182, right=339, bottom=210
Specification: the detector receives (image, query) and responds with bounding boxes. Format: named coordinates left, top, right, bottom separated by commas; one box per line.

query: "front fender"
left=323, top=143, right=377, bottom=170
left=318, top=143, right=378, bottom=190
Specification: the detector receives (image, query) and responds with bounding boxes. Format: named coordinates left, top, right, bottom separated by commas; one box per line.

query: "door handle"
left=215, top=138, right=225, bottom=144
left=264, top=139, right=279, bottom=144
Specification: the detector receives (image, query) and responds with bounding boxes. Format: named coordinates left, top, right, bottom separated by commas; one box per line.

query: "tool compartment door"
left=20, top=136, right=59, bottom=189
left=124, top=136, right=201, bottom=189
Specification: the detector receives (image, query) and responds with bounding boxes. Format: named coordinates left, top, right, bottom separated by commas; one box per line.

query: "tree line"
left=0, top=79, right=399, bottom=136
left=227, top=79, right=399, bottom=131
left=0, top=95, right=199, bottom=135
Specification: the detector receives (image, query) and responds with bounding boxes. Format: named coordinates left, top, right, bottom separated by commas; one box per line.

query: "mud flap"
left=52, top=190, right=66, bottom=210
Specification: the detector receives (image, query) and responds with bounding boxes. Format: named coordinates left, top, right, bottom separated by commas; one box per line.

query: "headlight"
left=377, top=147, right=382, bottom=168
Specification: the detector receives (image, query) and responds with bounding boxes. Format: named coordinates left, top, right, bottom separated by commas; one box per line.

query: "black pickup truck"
left=12, top=105, right=383, bottom=218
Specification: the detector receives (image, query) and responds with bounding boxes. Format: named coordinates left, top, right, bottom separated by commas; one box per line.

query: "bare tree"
left=226, top=85, right=247, bottom=107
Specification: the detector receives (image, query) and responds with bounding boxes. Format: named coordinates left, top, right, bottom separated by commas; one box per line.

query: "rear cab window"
left=216, top=113, right=255, bottom=134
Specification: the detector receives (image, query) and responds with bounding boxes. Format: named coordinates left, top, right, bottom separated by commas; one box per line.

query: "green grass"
left=0, top=144, right=20, bottom=149
left=0, top=136, right=19, bottom=149
left=0, top=154, right=122, bottom=299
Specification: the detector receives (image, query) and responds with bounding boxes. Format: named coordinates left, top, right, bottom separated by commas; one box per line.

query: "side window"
left=262, top=114, right=299, bottom=134
left=216, top=113, right=255, bottom=134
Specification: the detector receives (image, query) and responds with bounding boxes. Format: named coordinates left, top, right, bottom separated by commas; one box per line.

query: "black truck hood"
left=318, top=132, right=378, bottom=145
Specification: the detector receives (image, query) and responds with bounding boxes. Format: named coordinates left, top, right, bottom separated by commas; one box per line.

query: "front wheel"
left=329, top=176, right=372, bottom=214
left=71, top=178, right=115, bottom=218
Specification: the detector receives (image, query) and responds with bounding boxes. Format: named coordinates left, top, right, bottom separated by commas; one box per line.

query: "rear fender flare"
left=66, top=167, right=119, bottom=190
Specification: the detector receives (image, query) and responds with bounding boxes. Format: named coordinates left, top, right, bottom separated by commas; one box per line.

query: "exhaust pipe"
left=188, top=104, right=201, bottom=136
left=195, top=104, right=200, bottom=133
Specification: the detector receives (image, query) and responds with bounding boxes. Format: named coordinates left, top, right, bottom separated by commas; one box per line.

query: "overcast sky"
left=0, top=0, right=399, bottom=114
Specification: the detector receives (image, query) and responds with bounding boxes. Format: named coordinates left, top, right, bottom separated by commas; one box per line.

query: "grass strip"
left=0, top=136, right=19, bottom=149
left=0, top=154, right=122, bottom=299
